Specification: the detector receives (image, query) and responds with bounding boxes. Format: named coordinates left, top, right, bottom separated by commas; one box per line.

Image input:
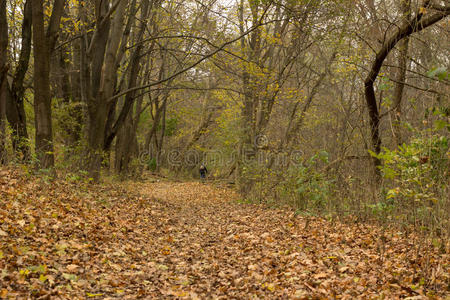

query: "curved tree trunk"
left=364, top=2, right=449, bottom=175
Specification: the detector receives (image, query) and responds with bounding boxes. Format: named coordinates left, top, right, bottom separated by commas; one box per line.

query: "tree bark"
left=99, top=0, right=127, bottom=150
left=114, top=101, right=139, bottom=175
left=104, top=0, right=150, bottom=151
left=144, top=95, right=166, bottom=156
left=236, top=0, right=257, bottom=191
left=32, top=0, right=66, bottom=169
left=32, top=0, right=54, bottom=169
left=114, top=62, right=148, bottom=175
left=155, top=98, right=167, bottom=171
left=0, top=0, right=7, bottom=164
left=86, top=0, right=112, bottom=181
left=392, top=0, right=411, bottom=147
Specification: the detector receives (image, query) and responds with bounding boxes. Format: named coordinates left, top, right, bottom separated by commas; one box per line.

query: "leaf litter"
left=0, top=168, right=449, bottom=299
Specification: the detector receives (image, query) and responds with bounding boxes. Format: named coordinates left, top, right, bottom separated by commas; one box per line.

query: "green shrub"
left=147, top=157, right=157, bottom=171
left=371, top=132, right=449, bottom=233
left=295, top=151, right=335, bottom=211
left=257, top=150, right=335, bottom=213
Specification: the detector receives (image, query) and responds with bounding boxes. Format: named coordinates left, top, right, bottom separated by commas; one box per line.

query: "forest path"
left=1, top=170, right=448, bottom=299
left=121, top=180, right=448, bottom=299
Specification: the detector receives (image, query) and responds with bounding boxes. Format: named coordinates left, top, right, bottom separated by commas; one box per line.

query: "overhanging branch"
left=106, top=19, right=284, bottom=103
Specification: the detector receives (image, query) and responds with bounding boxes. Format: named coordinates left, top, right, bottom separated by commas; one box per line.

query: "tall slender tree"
left=391, top=0, right=411, bottom=146
left=32, top=0, right=66, bottom=168
left=0, top=0, right=7, bottom=163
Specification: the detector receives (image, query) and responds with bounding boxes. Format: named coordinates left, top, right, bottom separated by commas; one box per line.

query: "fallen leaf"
left=314, top=272, right=328, bottom=279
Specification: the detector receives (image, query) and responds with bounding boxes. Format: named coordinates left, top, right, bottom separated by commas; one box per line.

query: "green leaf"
left=319, top=150, right=329, bottom=163
left=383, top=167, right=396, bottom=180
left=434, top=119, right=448, bottom=131
left=427, top=66, right=447, bottom=80
left=368, top=149, right=379, bottom=159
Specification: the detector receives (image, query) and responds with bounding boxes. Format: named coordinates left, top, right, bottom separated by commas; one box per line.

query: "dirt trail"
left=123, top=180, right=449, bottom=299
left=1, top=171, right=448, bottom=299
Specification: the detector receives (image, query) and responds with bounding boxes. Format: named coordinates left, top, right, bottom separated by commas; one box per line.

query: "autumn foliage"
left=1, top=167, right=449, bottom=298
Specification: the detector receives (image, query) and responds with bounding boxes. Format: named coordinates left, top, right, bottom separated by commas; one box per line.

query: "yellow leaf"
left=86, top=293, right=104, bottom=297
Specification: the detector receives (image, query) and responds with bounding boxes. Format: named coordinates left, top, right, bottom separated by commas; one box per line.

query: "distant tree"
left=5, top=0, right=32, bottom=161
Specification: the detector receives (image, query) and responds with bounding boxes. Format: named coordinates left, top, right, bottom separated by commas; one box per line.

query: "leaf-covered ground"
left=0, top=168, right=449, bottom=299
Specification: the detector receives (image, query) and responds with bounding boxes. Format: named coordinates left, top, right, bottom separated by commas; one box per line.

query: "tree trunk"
left=86, top=0, right=111, bottom=181
left=114, top=106, right=135, bottom=175
left=70, top=38, right=83, bottom=146
left=32, top=0, right=54, bottom=169
left=155, top=99, right=167, bottom=172
left=364, top=3, right=449, bottom=175
left=85, top=0, right=145, bottom=180
left=103, top=0, right=150, bottom=151
left=0, top=77, right=5, bottom=164
left=115, top=79, right=145, bottom=175
left=236, top=0, right=257, bottom=192
left=31, top=0, right=66, bottom=169
left=392, top=0, right=411, bottom=147
left=0, top=0, right=7, bottom=164
left=99, top=0, right=127, bottom=151
left=144, top=96, right=166, bottom=157
left=6, top=0, right=32, bottom=161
